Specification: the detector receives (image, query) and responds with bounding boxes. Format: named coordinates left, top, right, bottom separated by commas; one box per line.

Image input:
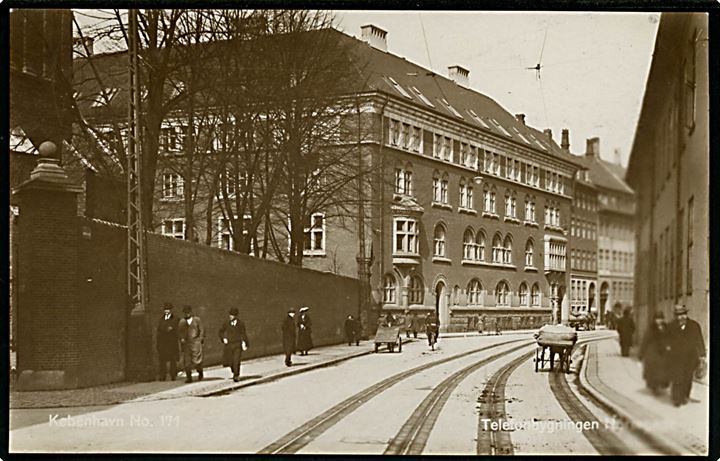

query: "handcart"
left=374, top=325, right=402, bottom=353
left=533, top=325, right=578, bottom=373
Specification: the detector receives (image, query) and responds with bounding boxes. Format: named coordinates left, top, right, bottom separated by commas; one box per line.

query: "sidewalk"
left=10, top=328, right=540, bottom=410
left=579, top=336, right=708, bottom=455
left=9, top=340, right=388, bottom=409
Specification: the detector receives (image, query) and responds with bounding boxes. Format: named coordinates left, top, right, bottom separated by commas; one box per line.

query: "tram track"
left=548, top=350, right=631, bottom=455
left=258, top=336, right=532, bottom=454
left=384, top=342, right=534, bottom=455
left=475, top=333, right=612, bottom=455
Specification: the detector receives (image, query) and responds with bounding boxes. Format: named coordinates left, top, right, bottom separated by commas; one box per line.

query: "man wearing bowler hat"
left=219, top=307, right=249, bottom=382
left=156, top=302, right=179, bottom=381
left=281, top=308, right=297, bottom=367
left=666, top=304, right=706, bottom=406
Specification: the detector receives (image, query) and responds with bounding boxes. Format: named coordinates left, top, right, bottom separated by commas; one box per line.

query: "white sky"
left=73, top=10, right=660, bottom=167
left=335, top=11, right=660, bottom=166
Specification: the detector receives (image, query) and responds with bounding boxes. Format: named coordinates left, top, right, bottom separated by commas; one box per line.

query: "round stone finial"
left=38, top=141, right=57, bottom=157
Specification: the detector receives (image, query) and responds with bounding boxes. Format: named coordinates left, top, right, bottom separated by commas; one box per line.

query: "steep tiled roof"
left=569, top=153, right=633, bottom=195
left=74, top=27, right=582, bottom=168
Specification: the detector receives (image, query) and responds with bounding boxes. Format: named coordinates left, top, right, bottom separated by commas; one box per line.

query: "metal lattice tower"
left=127, top=9, right=147, bottom=314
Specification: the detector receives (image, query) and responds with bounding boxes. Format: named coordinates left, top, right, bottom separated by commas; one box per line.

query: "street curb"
left=577, top=341, right=686, bottom=456
left=199, top=338, right=416, bottom=397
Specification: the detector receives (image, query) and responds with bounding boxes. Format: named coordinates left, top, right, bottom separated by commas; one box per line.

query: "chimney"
left=515, top=113, right=526, bottom=125
left=361, top=24, right=388, bottom=52
left=448, top=65, right=470, bottom=87
left=543, top=129, right=553, bottom=142
left=561, top=129, right=570, bottom=151
left=585, top=137, right=600, bottom=157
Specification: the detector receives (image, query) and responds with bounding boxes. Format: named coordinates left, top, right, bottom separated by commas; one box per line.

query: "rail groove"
left=258, top=337, right=531, bottom=454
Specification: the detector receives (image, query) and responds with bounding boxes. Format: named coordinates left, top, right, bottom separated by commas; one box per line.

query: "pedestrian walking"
left=494, top=317, right=503, bottom=335
left=667, top=304, right=706, bottom=407
left=345, top=314, right=360, bottom=346
left=425, top=312, right=439, bottom=346
left=639, top=311, right=670, bottom=394
left=616, top=307, right=635, bottom=357
left=219, top=307, right=249, bottom=382
left=178, top=305, right=205, bottom=383
left=478, top=314, right=487, bottom=335
left=156, top=302, right=179, bottom=381
left=404, top=311, right=419, bottom=338
left=297, top=306, right=313, bottom=355
left=282, top=308, right=297, bottom=366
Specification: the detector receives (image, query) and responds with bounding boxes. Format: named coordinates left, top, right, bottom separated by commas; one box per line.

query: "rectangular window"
left=162, top=219, right=185, bottom=239
left=411, top=126, right=421, bottom=152
left=303, top=213, right=325, bottom=255
left=400, top=123, right=410, bottom=149
left=394, top=218, right=419, bottom=255
left=162, top=173, right=184, bottom=199
left=389, top=119, right=400, bottom=146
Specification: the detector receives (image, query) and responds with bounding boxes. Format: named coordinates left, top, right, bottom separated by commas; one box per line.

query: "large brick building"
left=626, top=13, right=709, bottom=342
left=73, top=23, right=612, bottom=332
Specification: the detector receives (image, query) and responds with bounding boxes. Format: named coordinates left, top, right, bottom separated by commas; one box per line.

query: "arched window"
left=531, top=283, right=540, bottom=306
left=492, top=233, right=503, bottom=263
left=503, top=234, right=513, bottom=265
left=383, top=274, right=397, bottom=304
left=409, top=276, right=424, bottom=305
left=463, top=228, right=475, bottom=260
left=496, top=281, right=509, bottom=306
left=476, top=230, right=486, bottom=261
left=519, top=282, right=529, bottom=306
left=525, top=239, right=534, bottom=267
left=433, top=223, right=447, bottom=257
left=467, top=279, right=482, bottom=305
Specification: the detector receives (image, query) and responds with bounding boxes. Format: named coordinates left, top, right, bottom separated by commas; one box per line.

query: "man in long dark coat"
left=282, top=308, right=297, bottom=367
left=616, top=307, right=635, bottom=356
left=157, top=302, right=179, bottom=381
left=345, top=314, right=360, bottom=346
left=219, top=307, right=249, bottom=382
left=178, top=305, right=205, bottom=383
left=667, top=304, right=706, bottom=406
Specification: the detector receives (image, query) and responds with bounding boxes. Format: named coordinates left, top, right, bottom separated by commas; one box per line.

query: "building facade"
left=73, top=23, right=597, bottom=332
left=626, top=13, right=709, bottom=342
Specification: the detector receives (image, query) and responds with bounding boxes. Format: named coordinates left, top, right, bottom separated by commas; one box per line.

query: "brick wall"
left=75, top=219, right=127, bottom=385
left=146, top=234, right=359, bottom=364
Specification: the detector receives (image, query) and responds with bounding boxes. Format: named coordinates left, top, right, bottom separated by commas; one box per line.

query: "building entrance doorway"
left=600, top=282, right=609, bottom=324
left=435, top=281, right=448, bottom=332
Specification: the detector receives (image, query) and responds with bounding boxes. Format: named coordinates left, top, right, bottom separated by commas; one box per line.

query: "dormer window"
left=468, top=109, right=491, bottom=129
left=440, top=98, right=463, bottom=118
left=411, top=86, right=434, bottom=107
left=490, top=118, right=512, bottom=137
left=387, top=76, right=413, bottom=99
left=90, top=87, right=119, bottom=108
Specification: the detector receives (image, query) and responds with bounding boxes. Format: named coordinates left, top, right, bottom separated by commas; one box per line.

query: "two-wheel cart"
left=533, top=325, right=578, bottom=373
left=374, top=325, right=402, bottom=353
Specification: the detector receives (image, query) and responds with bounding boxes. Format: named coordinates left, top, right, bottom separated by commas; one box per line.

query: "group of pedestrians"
left=157, top=303, right=250, bottom=383
left=617, top=304, right=706, bottom=407
left=281, top=307, right=314, bottom=367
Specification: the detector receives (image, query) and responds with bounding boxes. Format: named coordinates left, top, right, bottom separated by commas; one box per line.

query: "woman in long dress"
left=639, top=311, right=670, bottom=394
left=297, top=307, right=313, bottom=355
